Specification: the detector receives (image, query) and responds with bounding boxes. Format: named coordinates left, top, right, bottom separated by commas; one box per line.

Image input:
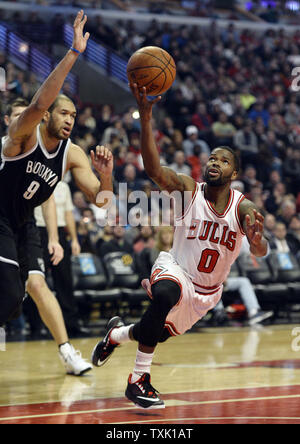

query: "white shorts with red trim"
left=149, top=252, right=223, bottom=336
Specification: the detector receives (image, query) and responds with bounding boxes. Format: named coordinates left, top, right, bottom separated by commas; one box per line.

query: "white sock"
left=131, top=350, right=154, bottom=383
left=110, top=325, right=133, bottom=344
left=249, top=308, right=258, bottom=317
left=59, top=342, right=72, bottom=356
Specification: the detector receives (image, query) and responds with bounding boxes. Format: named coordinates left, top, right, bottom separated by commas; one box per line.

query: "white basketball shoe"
left=59, top=343, right=92, bottom=376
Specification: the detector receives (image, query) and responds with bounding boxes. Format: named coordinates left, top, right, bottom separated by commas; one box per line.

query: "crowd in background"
left=1, top=10, right=300, bottom=333
left=3, top=0, right=300, bottom=24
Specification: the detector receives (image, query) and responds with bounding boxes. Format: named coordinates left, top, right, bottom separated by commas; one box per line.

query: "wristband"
left=70, top=47, right=81, bottom=54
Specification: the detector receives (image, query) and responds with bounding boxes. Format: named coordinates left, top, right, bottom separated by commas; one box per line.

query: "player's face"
left=204, top=148, right=237, bottom=187
left=5, top=106, right=27, bottom=126
left=46, top=100, right=76, bottom=140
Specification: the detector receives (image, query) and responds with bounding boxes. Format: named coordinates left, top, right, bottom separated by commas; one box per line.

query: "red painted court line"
left=1, top=385, right=300, bottom=424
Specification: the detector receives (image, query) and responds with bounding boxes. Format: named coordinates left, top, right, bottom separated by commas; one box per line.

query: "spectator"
left=72, top=191, right=90, bottom=222
left=79, top=207, right=102, bottom=250
left=264, top=213, right=277, bottom=241
left=137, top=226, right=174, bottom=280
left=238, top=86, right=256, bottom=111
left=98, top=225, right=133, bottom=257
left=241, top=165, right=262, bottom=195
left=283, top=147, right=300, bottom=194
left=182, top=125, right=210, bottom=157
left=265, top=182, right=287, bottom=215
left=234, top=120, right=259, bottom=167
left=211, top=112, right=236, bottom=146
left=122, top=163, right=143, bottom=192
left=248, top=101, right=270, bottom=127
left=287, top=215, right=300, bottom=260
left=133, top=225, right=156, bottom=254
left=191, top=102, right=212, bottom=135
left=187, top=145, right=203, bottom=182
left=169, top=150, right=191, bottom=176
left=277, top=200, right=297, bottom=227
left=269, top=221, right=299, bottom=257
left=215, top=275, right=273, bottom=325
left=102, top=120, right=129, bottom=147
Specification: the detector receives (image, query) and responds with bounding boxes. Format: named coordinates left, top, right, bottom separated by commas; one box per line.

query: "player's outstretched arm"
left=67, top=144, right=114, bottom=209
left=239, top=199, right=268, bottom=257
left=130, top=83, right=195, bottom=194
left=7, top=10, right=90, bottom=149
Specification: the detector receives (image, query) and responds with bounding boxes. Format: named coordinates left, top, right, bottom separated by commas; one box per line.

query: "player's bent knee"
left=151, top=279, right=181, bottom=310
left=158, top=327, right=173, bottom=343
left=26, top=274, right=47, bottom=299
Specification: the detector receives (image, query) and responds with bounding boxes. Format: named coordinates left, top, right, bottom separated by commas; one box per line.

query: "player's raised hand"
left=129, top=83, right=161, bottom=122
left=244, top=209, right=265, bottom=247
left=72, top=10, right=90, bottom=54
left=91, top=145, right=113, bottom=177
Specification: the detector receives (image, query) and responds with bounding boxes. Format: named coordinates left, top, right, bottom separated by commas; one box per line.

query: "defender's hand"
left=91, top=145, right=113, bottom=177
left=72, top=10, right=90, bottom=54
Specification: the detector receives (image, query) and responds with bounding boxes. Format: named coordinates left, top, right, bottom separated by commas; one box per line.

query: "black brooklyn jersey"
left=0, top=125, right=71, bottom=230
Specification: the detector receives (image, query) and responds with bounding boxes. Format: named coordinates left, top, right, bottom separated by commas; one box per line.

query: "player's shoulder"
left=66, top=142, right=89, bottom=168
left=238, top=198, right=257, bottom=221
left=177, top=173, right=196, bottom=193
left=68, top=141, right=85, bottom=153
left=68, top=141, right=88, bottom=159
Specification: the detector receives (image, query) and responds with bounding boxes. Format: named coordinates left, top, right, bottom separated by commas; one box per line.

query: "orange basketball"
left=127, top=46, right=176, bottom=96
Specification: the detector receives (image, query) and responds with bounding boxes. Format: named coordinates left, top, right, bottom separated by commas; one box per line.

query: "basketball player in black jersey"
left=2, top=99, right=92, bottom=375
left=0, top=11, right=113, bottom=339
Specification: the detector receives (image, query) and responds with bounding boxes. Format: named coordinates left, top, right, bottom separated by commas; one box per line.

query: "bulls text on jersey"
left=187, top=219, right=237, bottom=252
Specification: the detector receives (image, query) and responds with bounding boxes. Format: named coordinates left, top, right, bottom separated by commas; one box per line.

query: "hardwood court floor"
left=1, top=324, right=300, bottom=424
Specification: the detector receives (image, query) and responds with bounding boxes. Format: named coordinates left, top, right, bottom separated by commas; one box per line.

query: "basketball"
left=127, top=46, right=176, bottom=96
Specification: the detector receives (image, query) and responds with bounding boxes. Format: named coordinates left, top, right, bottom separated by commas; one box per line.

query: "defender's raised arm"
left=5, top=10, right=89, bottom=154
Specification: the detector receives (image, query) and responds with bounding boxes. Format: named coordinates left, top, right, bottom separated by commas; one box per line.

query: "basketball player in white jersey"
left=92, top=85, right=268, bottom=409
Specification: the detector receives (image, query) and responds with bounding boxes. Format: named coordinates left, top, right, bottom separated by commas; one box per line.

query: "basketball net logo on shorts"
left=38, top=258, right=45, bottom=273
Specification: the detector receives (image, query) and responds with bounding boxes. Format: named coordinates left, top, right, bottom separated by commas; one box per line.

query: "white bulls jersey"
left=170, top=182, right=246, bottom=293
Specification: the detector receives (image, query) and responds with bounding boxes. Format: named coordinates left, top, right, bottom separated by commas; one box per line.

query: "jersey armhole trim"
left=175, top=181, right=199, bottom=222
left=61, top=139, right=71, bottom=179
left=1, top=136, right=39, bottom=162
left=236, top=195, right=246, bottom=235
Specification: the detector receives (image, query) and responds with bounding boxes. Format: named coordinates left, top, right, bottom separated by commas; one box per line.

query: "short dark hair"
left=6, top=97, right=29, bottom=116
left=48, top=94, right=74, bottom=113
left=213, top=146, right=240, bottom=172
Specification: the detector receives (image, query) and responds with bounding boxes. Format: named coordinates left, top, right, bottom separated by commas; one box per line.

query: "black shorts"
left=0, top=216, right=45, bottom=286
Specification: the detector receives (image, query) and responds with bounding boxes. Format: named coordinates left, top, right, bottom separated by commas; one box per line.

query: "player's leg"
left=24, top=221, right=92, bottom=375
left=0, top=261, right=25, bottom=326
left=92, top=279, right=181, bottom=366
left=45, top=227, right=80, bottom=335
left=125, top=279, right=181, bottom=409
left=92, top=279, right=181, bottom=409
left=0, top=226, right=25, bottom=326
left=26, top=273, right=69, bottom=344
